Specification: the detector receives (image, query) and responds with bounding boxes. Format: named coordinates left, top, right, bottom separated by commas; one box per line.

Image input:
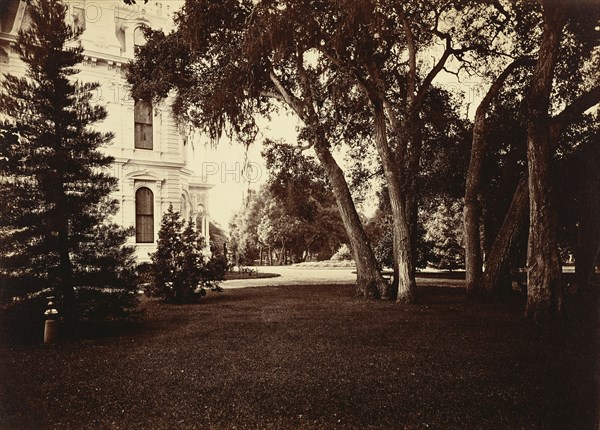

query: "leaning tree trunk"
left=373, top=104, right=417, bottom=303
left=482, top=176, right=529, bottom=296
left=313, top=140, right=388, bottom=299
left=525, top=2, right=565, bottom=320
left=267, top=69, right=386, bottom=298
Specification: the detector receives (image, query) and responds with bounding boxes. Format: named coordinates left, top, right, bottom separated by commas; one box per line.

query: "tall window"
left=136, top=187, right=154, bottom=243
left=133, top=26, right=147, bottom=47
left=134, top=100, right=153, bottom=149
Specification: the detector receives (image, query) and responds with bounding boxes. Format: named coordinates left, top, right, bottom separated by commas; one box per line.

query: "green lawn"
left=0, top=284, right=597, bottom=429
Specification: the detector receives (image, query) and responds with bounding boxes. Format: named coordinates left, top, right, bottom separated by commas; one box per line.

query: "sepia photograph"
left=0, top=0, right=598, bottom=428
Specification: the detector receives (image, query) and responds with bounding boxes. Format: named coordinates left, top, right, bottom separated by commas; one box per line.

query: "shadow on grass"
left=1, top=282, right=597, bottom=430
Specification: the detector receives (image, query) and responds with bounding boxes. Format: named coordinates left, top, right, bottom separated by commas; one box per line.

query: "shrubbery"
left=330, top=244, right=353, bottom=261
left=147, top=205, right=225, bottom=303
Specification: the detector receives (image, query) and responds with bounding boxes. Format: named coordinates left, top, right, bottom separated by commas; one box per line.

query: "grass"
left=0, top=284, right=597, bottom=430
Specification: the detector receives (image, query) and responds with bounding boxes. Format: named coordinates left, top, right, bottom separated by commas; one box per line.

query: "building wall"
left=0, top=0, right=212, bottom=262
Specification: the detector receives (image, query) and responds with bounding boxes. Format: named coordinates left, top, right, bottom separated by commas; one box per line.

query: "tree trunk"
left=269, top=68, right=388, bottom=296
left=482, top=88, right=600, bottom=297
left=313, top=140, right=388, bottom=299
left=278, top=241, right=285, bottom=265
left=482, top=176, right=529, bottom=296
left=464, top=100, right=494, bottom=295
left=55, top=189, right=75, bottom=326
left=268, top=246, right=273, bottom=266
left=259, top=246, right=263, bottom=265
left=525, top=2, right=565, bottom=320
left=373, top=104, right=417, bottom=303
left=402, top=114, right=422, bottom=279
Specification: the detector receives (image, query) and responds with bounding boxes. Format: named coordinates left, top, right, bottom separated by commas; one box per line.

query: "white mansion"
left=0, top=0, right=212, bottom=261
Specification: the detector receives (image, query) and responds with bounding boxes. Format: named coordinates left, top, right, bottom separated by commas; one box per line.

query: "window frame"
left=135, top=187, right=154, bottom=243
left=134, top=100, right=153, bottom=150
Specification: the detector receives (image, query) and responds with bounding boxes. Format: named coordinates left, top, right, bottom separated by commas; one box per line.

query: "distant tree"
left=149, top=205, right=223, bottom=303
left=0, top=0, right=137, bottom=325
left=422, top=198, right=465, bottom=271
left=229, top=187, right=268, bottom=266
left=262, top=140, right=346, bottom=262
left=209, top=221, right=228, bottom=256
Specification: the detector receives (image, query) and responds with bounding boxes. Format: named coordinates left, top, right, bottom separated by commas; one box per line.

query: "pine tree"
left=150, top=206, right=224, bottom=303
left=0, top=0, right=137, bottom=325
left=150, top=205, right=185, bottom=302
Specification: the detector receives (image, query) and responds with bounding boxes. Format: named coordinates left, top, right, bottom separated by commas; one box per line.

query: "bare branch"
left=272, top=140, right=314, bottom=152
left=260, top=90, right=286, bottom=104
left=442, top=66, right=461, bottom=80
left=269, top=71, right=305, bottom=120
left=395, top=6, right=416, bottom=104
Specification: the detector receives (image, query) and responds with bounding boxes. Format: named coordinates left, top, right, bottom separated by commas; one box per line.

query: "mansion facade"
left=0, top=0, right=212, bottom=261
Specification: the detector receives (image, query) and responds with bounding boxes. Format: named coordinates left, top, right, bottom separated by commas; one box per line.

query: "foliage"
left=555, top=114, right=600, bottom=259
left=368, top=209, right=433, bottom=271
left=0, top=0, right=138, bottom=325
left=149, top=205, right=224, bottom=303
left=330, top=244, right=353, bottom=262
left=229, top=142, right=347, bottom=265
left=421, top=198, right=465, bottom=271
left=128, top=0, right=599, bottom=310
left=209, top=221, right=228, bottom=257
left=229, top=187, right=268, bottom=266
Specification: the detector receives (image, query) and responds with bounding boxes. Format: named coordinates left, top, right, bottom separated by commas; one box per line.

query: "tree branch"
left=396, top=7, right=416, bottom=104
left=550, top=86, right=600, bottom=140
left=476, top=57, right=535, bottom=116
left=269, top=71, right=306, bottom=120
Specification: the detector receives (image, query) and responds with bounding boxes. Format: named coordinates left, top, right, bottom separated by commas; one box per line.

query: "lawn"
left=0, top=284, right=597, bottom=430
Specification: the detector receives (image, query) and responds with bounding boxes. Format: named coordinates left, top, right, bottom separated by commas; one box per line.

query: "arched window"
left=136, top=187, right=154, bottom=243
left=133, top=26, right=147, bottom=47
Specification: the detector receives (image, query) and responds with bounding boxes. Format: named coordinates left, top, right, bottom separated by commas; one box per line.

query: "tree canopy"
left=128, top=0, right=599, bottom=320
